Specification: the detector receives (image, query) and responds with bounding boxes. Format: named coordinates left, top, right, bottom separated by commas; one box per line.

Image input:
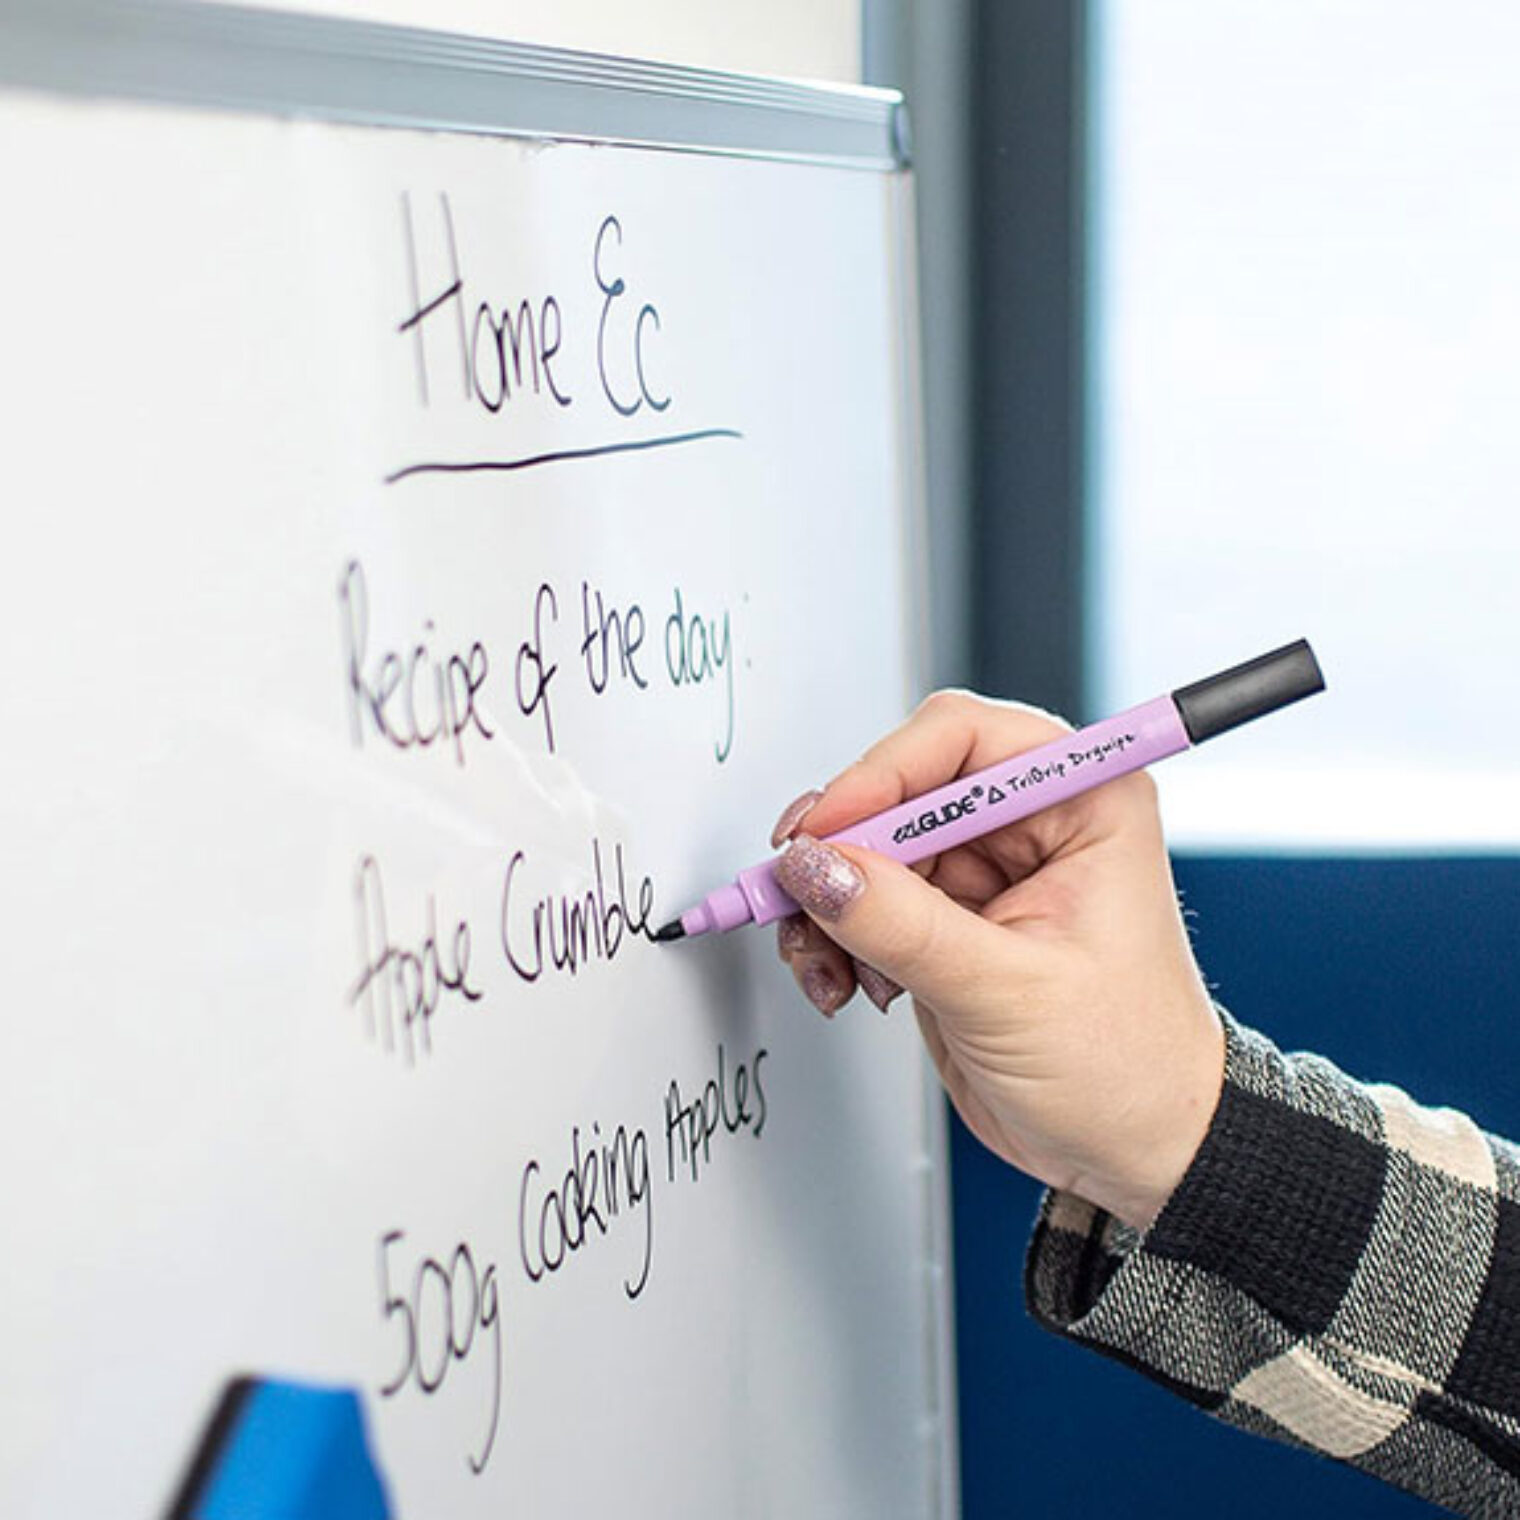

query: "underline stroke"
left=384, top=428, right=744, bottom=485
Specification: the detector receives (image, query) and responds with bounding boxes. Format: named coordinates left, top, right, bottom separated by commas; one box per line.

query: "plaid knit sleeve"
left=1027, top=1012, right=1520, bottom=1517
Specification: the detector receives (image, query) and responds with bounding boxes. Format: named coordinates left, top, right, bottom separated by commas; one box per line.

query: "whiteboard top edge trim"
left=0, top=0, right=910, bottom=167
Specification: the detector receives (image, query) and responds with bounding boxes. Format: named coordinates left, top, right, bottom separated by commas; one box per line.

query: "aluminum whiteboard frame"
left=0, top=4, right=954, bottom=1516
left=0, top=0, right=910, bottom=167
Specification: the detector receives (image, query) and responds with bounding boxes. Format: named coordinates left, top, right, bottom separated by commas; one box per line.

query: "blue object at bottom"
left=194, top=1381, right=391, bottom=1520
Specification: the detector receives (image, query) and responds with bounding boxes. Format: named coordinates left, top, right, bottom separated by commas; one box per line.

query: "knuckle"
left=915, top=687, right=981, bottom=724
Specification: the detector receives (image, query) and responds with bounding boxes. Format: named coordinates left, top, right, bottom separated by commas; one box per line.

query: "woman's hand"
left=772, top=690, right=1224, bottom=1231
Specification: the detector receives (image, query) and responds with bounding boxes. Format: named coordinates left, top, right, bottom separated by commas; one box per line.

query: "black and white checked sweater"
left=1028, top=1014, right=1520, bottom=1517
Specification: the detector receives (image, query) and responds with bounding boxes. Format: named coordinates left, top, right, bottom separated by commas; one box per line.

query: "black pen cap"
left=1171, top=639, right=1325, bottom=745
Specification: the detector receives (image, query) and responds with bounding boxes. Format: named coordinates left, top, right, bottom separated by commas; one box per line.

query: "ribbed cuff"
left=1028, top=1012, right=1392, bottom=1334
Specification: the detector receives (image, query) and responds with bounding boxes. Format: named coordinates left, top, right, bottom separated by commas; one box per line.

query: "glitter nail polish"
left=770, top=788, right=824, bottom=848
left=801, top=962, right=846, bottom=1016
left=777, top=914, right=811, bottom=955
left=774, top=835, right=864, bottom=923
left=854, top=961, right=902, bottom=1013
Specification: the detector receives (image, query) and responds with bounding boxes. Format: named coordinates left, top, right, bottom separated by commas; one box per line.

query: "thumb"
left=773, top=834, right=1014, bottom=1010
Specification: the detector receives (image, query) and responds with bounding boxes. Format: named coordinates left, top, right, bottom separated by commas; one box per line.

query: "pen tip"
left=653, top=919, right=686, bottom=943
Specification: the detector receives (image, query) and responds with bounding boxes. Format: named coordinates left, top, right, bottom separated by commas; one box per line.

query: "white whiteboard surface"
left=0, top=85, right=952, bottom=1519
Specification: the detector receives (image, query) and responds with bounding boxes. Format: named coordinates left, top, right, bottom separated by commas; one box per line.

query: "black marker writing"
left=471, top=288, right=570, bottom=414
left=399, top=191, right=572, bottom=416
left=665, top=1044, right=769, bottom=1185
left=665, top=588, right=734, bottom=763
left=338, top=559, right=494, bottom=767
left=518, top=1118, right=654, bottom=1300
left=398, top=191, right=468, bottom=406
left=385, top=429, right=742, bottom=485
left=388, top=201, right=746, bottom=486
left=514, top=581, right=560, bottom=753
left=580, top=579, right=649, bottom=695
left=376, top=1229, right=503, bottom=1474
left=350, top=855, right=482, bottom=1064
left=500, top=836, right=657, bottom=983
left=594, top=215, right=670, bottom=418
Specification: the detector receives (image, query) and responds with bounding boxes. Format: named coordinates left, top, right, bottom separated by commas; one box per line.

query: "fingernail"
left=854, top=961, right=903, bottom=1013
left=771, top=788, right=824, bottom=848
left=801, top=963, right=847, bottom=1017
left=775, top=835, right=865, bottom=923
left=777, top=914, right=810, bottom=955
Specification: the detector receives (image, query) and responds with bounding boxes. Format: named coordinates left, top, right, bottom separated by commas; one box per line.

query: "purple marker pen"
left=654, top=639, right=1324, bottom=942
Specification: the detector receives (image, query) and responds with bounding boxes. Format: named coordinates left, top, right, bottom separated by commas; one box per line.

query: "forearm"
left=1028, top=1013, right=1520, bottom=1517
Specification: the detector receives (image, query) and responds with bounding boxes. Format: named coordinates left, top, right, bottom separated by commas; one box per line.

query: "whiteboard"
left=0, top=22, right=954, bottom=1520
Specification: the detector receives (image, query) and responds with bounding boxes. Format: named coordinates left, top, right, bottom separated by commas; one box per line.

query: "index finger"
left=796, top=689, right=1073, bottom=840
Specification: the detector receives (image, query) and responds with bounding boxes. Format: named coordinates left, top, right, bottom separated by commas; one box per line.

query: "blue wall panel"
left=952, top=855, right=1520, bottom=1517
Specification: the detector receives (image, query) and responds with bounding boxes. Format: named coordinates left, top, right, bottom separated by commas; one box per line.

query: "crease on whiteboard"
left=204, top=698, right=632, bottom=856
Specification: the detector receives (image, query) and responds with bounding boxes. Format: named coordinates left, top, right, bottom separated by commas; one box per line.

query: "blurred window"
left=1090, top=1, right=1520, bottom=849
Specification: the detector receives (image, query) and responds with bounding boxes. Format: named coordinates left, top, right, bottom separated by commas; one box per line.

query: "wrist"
left=1088, top=1009, right=1226, bottom=1232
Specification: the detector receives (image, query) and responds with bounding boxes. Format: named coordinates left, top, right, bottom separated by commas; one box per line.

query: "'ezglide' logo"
left=892, top=784, right=988, bottom=844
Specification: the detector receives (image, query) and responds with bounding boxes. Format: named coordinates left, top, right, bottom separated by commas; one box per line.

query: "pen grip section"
left=829, top=695, right=1190, bottom=867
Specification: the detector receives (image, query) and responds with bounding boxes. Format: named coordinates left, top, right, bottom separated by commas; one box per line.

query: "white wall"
left=201, top=0, right=861, bottom=82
